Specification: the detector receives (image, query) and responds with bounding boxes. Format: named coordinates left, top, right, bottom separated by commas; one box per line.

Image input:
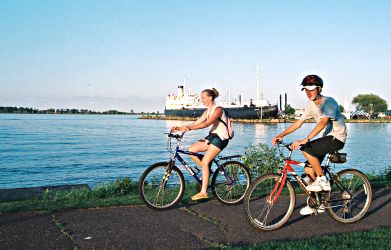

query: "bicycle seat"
left=329, top=151, right=347, bottom=163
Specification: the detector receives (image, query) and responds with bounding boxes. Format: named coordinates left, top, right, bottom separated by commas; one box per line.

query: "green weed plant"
left=243, top=143, right=283, bottom=178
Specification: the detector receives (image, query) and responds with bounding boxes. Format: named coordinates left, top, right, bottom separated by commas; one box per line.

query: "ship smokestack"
left=279, top=94, right=282, bottom=111
left=284, top=93, right=287, bottom=111
left=178, top=85, right=184, bottom=97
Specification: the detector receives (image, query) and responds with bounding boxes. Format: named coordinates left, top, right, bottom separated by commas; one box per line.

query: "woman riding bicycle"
left=272, top=75, right=347, bottom=215
left=172, top=88, right=231, bottom=201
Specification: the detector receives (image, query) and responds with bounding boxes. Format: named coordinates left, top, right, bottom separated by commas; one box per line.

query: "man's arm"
left=272, top=119, right=305, bottom=144
left=290, top=116, right=329, bottom=150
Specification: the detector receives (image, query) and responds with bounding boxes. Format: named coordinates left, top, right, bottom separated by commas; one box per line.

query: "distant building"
left=350, top=110, right=370, bottom=119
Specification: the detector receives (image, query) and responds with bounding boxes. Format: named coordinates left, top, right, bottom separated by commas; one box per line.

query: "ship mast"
left=256, top=64, right=260, bottom=100
left=183, top=75, right=187, bottom=93
left=256, top=64, right=263, bottom=119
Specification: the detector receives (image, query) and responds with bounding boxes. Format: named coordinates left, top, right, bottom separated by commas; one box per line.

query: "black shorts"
left=205, top=133, right=229, bottom=151
left=301, top=136, right=344, bottom=164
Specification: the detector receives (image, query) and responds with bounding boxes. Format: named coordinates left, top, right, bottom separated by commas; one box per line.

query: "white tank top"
left=206, top=106, right=229, bottom=140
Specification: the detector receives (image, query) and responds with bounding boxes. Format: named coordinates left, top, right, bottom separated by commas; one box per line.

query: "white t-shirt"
left=299, top=96, right=347, bottom=143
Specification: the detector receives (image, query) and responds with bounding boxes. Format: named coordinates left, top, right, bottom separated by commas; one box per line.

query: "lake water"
left=1, top=114, right=390, bottom=189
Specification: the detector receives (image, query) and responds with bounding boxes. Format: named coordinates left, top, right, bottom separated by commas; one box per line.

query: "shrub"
left=93, top=177, right=138, bottom=198
left=382, top=166, right=391, bottom=181
left=243, top=143, right=283, bottom=178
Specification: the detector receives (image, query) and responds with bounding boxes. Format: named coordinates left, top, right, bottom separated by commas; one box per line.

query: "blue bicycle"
left=139, top=131, right=251, bottom=210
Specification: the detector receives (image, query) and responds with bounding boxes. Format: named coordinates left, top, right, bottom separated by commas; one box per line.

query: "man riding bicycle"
left=272, top=75, right=347, bottom=215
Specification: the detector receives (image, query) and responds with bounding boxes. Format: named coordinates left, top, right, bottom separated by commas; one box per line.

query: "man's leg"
left=302, top=151, right=324, bottom=177
left=304, top=166, right=316, bottom=180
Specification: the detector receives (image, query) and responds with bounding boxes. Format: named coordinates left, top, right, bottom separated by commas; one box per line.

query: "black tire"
left=326, top=169, right=372, bottom=223
left=243, top=174, right=296, bottom=231
left=211, top=161, right=251, bottom=205
left=139, top=162, right=185, bottom=210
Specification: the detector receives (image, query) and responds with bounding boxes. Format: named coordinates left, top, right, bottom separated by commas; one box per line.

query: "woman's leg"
left=188, top=140, right=209, bottom=166
left=198, top=144, right=221, bottom=194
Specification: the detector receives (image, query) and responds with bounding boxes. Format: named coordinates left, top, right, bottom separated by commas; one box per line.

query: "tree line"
left=0, top=106, right=135, bottom=115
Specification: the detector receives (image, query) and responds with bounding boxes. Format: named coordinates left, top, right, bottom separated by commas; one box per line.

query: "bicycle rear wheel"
left=139, top=162, right=185, bottom=210
left=211, top=161, right=251, bottom=205
left=243, top=174, right=295, bottom=231
left=326, top=169, right=372, bottom=223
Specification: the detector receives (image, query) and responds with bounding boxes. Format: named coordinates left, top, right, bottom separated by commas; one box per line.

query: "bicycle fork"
left=160, top=161, right=175, bottom=189
left=267, top=173, right=287, bottom=204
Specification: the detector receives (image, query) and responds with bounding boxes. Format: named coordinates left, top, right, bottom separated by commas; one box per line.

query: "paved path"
left=1, top=188, right=390, bottom=249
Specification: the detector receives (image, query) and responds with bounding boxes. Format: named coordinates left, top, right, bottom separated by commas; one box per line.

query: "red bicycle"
left=243, top=140, right=372, bottom=231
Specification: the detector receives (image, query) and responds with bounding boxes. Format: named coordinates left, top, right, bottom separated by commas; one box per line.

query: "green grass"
left=1, top=167, right=390, bottom=213
left=224, top=227, right=391, bottom=250
left=1, top=174, right=390, bottom=249
left=0, top=177, right=143, bottom=213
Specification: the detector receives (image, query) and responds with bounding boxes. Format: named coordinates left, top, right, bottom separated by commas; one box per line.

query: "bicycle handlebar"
left=165, top=131, right=185, bottom=139
left=275, top=139, right=293, bottom=151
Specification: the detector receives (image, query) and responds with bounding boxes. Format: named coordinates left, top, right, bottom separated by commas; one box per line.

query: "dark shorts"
left=205, top=133, right=229, bottom=151
left=301, top=136, right=344, bottom=164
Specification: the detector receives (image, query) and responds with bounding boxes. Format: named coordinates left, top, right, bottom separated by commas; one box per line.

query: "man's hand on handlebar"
left=290, top=139, right=308, bottom=150
left=272, top=136, right=283, bottom=145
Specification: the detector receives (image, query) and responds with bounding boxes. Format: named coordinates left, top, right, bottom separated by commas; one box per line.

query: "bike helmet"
left=300, top=75, right=323, bottom=91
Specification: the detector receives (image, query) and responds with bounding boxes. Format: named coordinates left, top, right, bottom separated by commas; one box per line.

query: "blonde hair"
left=202, top=88, right=219, bottom=100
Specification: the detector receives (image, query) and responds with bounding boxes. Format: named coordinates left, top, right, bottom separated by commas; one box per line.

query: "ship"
left=164, top=66, right=279, bottom=119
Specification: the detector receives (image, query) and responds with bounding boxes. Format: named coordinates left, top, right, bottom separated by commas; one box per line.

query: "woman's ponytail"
left=202, top=88, right=219, bottom=100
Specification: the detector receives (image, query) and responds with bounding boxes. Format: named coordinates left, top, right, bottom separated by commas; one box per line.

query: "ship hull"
left=164, top=105, right=278, bottom=119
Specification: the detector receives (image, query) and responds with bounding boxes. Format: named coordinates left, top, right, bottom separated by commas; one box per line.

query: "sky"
left=1, top=0, right=391, bottom=112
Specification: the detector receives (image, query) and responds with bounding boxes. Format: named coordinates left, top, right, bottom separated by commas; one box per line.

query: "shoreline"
left=139, top=115, right=391, bottom=123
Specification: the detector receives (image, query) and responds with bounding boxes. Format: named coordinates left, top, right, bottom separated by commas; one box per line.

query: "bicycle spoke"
left=244, top=174, right=295, bottom=231
left=212, top=161, right=250, bottom=204
left=327, top=169, right=372, bottom=223
left=140, top=163, right=185, bottom=210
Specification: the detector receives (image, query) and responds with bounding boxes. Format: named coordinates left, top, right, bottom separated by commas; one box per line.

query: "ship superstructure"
left=164, top=67, right=278, bottom=119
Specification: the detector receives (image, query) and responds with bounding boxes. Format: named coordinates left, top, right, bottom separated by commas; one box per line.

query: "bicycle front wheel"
left=243, top=174, right=295, bottom=231
left=327, top=169, right=372, bottom=223
left=139, top=162, right=185, bottom=210
left=211, top=161, right=251, bottom=205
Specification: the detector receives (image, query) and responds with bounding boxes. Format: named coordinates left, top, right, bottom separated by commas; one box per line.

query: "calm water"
left=1, top=114, right=390, bottom=189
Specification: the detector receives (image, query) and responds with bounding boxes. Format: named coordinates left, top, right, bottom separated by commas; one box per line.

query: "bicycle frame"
left=269, top=155, right=312, bottom=204
left=269, top=143, right=355, bottom=206
left=167, top=132, right=237, bottom=187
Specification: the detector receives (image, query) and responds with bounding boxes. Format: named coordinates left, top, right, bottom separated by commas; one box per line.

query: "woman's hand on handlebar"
left=171, top=126, right=190, bottom=132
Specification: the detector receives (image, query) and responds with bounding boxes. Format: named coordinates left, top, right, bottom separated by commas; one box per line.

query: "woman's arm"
left=171, top=109, right=208, bottom=132
left=187, top=107, right=223, bottom=131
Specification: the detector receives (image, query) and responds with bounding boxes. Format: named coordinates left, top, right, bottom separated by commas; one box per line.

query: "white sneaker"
left=317, top=204, right=326, bottom=213
left=319, top=178, right=331, bottom=191
left=306, top=177, right=331, bottom=192
left=300, top=205, right=316, bottom=215
left=300, top=204, right=326, bottom=215
left=305, top=179, right=322, bottom=192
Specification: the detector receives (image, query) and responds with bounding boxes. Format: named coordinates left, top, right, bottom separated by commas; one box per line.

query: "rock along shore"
left=139, top=115, right=391, bottom=124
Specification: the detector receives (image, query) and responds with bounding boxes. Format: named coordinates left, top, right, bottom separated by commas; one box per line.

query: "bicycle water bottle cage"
left=329, top=152, right=347, bottom=163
